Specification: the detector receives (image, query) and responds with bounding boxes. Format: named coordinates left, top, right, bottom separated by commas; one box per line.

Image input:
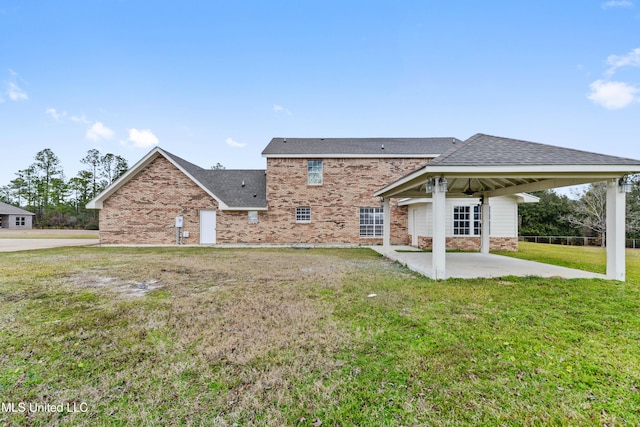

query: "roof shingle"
left=262, top=137, right=461, bottom=156
left=430, top=134, right=640, bottom=166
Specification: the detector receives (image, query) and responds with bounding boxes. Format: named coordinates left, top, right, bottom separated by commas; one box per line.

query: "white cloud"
left=273, top=104, right=292, bottom=115
left=70, top=114, right=91, bottom=124
left=225, top=137, right=246, bottom=148
left=602, top=0, right=633, bottom=8
left=45, top=107, right=67, bottom=121
left=5, top=70, right=28, bottom=101
left=587, top=79, right=639, bottom=109
left=126, top=128, right=159, bottom=148
left=605, top=47, right=640, bottom=76
left=86, top=122, right=115, bottom=141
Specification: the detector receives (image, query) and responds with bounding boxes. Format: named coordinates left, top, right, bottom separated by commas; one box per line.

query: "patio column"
left=432, top=180, right=446, bottom=279
left=480, top=197, right=490, bottom=254
left=382, top=197, right=391, bottom=250
left=606, top=179, right=626, bottom=281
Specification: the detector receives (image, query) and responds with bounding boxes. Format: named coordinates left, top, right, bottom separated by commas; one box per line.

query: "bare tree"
left=564, top=181, right=640, bottom=246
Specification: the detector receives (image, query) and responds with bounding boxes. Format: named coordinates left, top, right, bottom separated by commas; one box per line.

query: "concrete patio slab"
left=372, top=246, right=606, bottom=280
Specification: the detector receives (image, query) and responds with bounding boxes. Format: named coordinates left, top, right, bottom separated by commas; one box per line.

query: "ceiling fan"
left=464, top=178, right=476, bottom=196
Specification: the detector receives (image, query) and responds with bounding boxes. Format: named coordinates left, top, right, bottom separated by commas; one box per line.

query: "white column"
left=606, top=179, right=626, bottom=281
left=431, top=183, right=446, bottom=279
left=382, top=197, right=391, bottom=250
left=480, top=198, right=490, bottom=254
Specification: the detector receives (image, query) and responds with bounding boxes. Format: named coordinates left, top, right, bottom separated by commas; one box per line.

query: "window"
left=359, top=207, right=384, bottom=238
left=296, top=207, right=311, bottom=223
left=453, top=205, right=481, bottom=236
left=15, top=216, right=25, bottom=227
left=307, top=160, right=323, bottom=185
left=248, top=211, right=258, bottom=224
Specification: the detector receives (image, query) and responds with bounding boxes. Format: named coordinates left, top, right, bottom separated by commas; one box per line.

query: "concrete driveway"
left=373, top=246, right=606, bottom=280
left=0, top=230, right=99, bottom=252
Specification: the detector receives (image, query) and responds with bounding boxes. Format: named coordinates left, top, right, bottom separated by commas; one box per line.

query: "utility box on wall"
left=175, top=216, right=184, bottom=228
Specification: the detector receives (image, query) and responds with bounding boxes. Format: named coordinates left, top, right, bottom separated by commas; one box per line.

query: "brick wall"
left=263, top=157, right=432, bottom=245
left=414, top=235, right=518, bottom=251
left=99, top=156, right=218, bottom=244
left=99, top=154, right=435, bottom=245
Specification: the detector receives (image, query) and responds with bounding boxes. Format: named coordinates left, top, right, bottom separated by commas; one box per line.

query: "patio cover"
left=374, top=134, right=640, bottom=281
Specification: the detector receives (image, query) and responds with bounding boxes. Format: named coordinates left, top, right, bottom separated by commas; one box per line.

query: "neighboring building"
left=86, top=135, right=538, bottom=248
left=0, top=201, right=35, bottom=229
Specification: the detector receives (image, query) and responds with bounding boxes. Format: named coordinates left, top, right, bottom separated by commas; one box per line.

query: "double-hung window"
left=453, top=205, right=481, bottom=236
left=307, top=160, right=323, bottom=185
left=359, top=207, right=384, bottom=238
left=15, top=216, right=25, bottom=227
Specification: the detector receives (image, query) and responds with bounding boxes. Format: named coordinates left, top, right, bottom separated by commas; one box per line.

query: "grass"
left=1, top=245, right=640, bottom=425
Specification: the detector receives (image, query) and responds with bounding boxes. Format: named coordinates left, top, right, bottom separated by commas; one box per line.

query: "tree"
left=100, top=153, right=129, bottom=185
left=519, top=190, right=581, bottom=236
left=81, top=149, right=102, bottom=199
left=211, top=163, right=225, bottom=170
left=564, top=183, right=608, bottom=246
left=33, top=148, right=63, bottom=212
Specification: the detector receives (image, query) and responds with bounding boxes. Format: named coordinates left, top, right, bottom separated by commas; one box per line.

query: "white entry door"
left=411, top=209, right=418, bottom=247
left=200, top=210, right=216, bottom=244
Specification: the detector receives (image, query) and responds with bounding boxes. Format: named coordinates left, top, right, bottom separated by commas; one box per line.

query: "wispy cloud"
left=4, top=69, right=28, bottom=101
left=605, top=47, right=640, bottom=77
left=123, top=128, right=159, bottom=148
left=602, top=0, right=633, bottom=8
left=225, top=137, right=246, bottom=148
left=70, top=114, right=91, bottom=124
left=86, top=122, right=115, bottom=141
left=588, top=47, right=640, bottom=109
left=273, top=104, right=292, bottom=115
left=45, top=107, right=67, bottom=121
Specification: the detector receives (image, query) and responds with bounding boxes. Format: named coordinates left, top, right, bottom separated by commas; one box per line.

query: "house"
left=0, top=201, right=35, bottom=229
left=87, top=135, right=539, bottom=248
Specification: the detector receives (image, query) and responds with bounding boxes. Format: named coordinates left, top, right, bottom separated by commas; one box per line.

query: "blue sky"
left=1, top=1, right=639, bottom=187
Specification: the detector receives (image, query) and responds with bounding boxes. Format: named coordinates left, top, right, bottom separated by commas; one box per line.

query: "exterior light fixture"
left=619, top=176, right=633, bottom=193
left=425, top=178, right=434, bottom=193
left=438, top=176, right=448, bottom=193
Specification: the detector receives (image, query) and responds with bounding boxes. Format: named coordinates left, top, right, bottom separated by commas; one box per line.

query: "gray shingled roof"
left=0, top=201, right=35, bottom=215
left=262, top=137, right=461, bottom=156
left=162, top=150, right=267, bottom=208
left=430, top=133, right=640, bottom=166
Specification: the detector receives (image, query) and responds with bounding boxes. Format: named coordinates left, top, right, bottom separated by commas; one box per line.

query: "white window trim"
left=307, top=160, right=323, bottom=185
left=296, top=207, right=311, bottom=223
left=452, top=205, right=481, bottom=236
left=248, top=211, right=258, bottom=224
left=359, top=207, right=384, bottom=238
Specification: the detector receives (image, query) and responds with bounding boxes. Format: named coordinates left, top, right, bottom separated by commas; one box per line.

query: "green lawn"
left=1, top=245, right=639, bottom=426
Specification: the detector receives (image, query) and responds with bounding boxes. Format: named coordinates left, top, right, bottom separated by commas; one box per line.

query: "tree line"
left=519, top=177, right=640, bottom=245
left=0, top=149, right=128, bottom=229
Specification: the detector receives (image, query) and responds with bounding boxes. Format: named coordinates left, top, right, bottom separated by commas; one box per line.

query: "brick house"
left=87, top=135, right=536, bottom=247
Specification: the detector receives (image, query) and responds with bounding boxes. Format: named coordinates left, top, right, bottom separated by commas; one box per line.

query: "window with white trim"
left=307, top=160, right=323, bottom=185
left=15, top=216, right=26, bottom=227
left=248, top=211, right=258, bottom=223
left=359, top=207, right=384, bottom=238
left=453, top=205, right=481, bottom=236
left=296, top=207, right=311, bottom=223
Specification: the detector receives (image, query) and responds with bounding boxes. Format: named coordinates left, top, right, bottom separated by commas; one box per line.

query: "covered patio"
left=374, top=134, right=640, bottom=281
left=371, top=246, right=605, bottom=280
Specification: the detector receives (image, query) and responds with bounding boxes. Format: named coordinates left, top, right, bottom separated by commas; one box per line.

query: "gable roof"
left=87, top=147, right=267, bottom=210
left=262, top=137, right=461, bottom=158
left=431, top=133, right=640, bottom=166
left=0, top=201, right=35, bottom=216
left=375, top=133, right=640, bottom=199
